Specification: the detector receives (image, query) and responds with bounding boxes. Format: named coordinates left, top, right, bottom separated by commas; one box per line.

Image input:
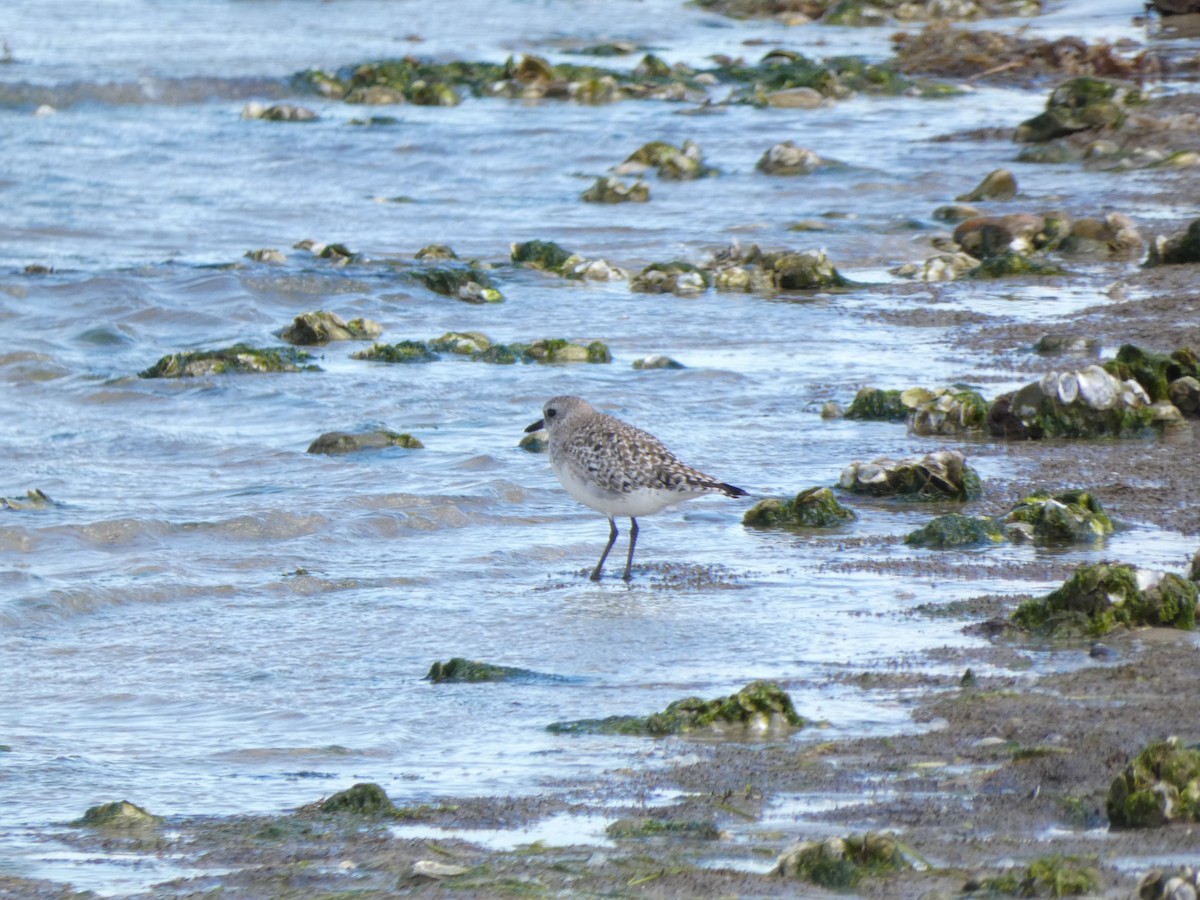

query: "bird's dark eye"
left=546, top=407, right=557, bottom=419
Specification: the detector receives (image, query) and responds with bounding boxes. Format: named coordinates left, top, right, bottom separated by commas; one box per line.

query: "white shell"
left=1076, top=365, right=1118, bottom=410
left=1056, top=371, right=1079, bottom=404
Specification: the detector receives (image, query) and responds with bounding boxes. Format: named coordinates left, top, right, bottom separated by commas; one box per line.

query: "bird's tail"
left=718, top=482, right=749, bottom=498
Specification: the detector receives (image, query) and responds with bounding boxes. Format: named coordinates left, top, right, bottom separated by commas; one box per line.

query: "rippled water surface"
left=0, top=0, right=1188, bottom=892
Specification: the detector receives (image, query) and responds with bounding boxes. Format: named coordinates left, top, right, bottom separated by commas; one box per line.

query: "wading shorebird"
left=526, top=395, right=748, bottom=581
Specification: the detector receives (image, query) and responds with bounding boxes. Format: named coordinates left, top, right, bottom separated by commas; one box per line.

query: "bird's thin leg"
left=622, top=517, right=639, bottom=582
left=591, top=517, right=619, bottom=581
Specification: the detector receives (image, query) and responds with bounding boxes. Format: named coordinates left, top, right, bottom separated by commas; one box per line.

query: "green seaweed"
left=352, top=341, right=439, bottom=363
left=774, top=832, right=910, bottom=888
left=905, top=514, right=1005, bottom=549
left=844, top=387, right=908, bottom=422
left=426, top=658, right=540, bottom=683
left=1103, top=343, right=1199, bottom=402
left=138, top=343, right=320, bottom=378
left=743, top=487, right=856, bottom=529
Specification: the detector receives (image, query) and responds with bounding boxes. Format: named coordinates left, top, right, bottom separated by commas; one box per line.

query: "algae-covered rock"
left=616, top=139, right=714, bottom=180
left=429, top=331, right=492, bottom=355
left=316, top=783, right=399, bottom=817
left=843, top=387, right=908, bottom=422
left=905, top=513, right=1005, bottom=549
left=139, top=344, right=320, bottom=378
left=1014, top=77, right=1142, bottom=143
left=772, top=832, right=910, bottom=888
left=245, top=247, right=288, bottom=264
left=412, top=265, right=503, bottom=303
left=743, top=486, right=856, bottom=529
left=1, top=488, right=55, bottom=510
left=632, top=354, right=685, bottom=370
left=74, top=801, right=163, bottom=829
left=963, top=251, right=1067, bottom=279
left=352, top=341, right=439, bottom=363
left=630, top=261, right=711, bottom=295
left=1145, top=219, right=1200, bottom=266
left=839, top=449, right=982, bottom=501
left=1012, top=563, right=1198, bottom=637
left=307, top=430, right=423, bottom=454
left=547, top=680, right=805, bottom=737
left=974, top=854, right=1101, bottom=896
left=956, top=168, right=1017, bottom=202
left=582, top=176, right=649, bottom=203
left=511, top=239, right=575, bottom=272
left=907, top=386, right=990, bottom=436
left=710, top=244, right=851, bottom=292
left=1103, top=343, right=1200, bottom=403
left=281, top=310, right=382, bottom=345
left=1108, top=737, right=1200, bottom=829
left=988, top=365, right=1158, bottom=439
left=242, top=101, right=317, bottom=121
left=1004, top=489, right=1113, bottom=543
left=523, top=338, right=612, bottom=363
left=425, top=658, right=540, bottom=683
left=606, top=817, right=720, bottom=840
left=1169, top=376, right=1200, bottom=416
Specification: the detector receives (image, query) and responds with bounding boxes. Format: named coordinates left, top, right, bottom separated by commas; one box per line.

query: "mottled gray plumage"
left=526, top=395, right=747, bottom=581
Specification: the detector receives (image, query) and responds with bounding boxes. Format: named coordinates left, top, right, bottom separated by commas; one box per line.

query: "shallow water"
left=0, top=0, right=1191, bottom=892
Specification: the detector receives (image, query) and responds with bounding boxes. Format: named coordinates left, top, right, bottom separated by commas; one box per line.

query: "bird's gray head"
left=525, top=395, right=594, bottom=435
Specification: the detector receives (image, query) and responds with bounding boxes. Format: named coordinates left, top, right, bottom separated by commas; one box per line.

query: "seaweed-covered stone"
left=415, top=244, right=458, bottom=261
left=955, top=168, right=1017, bottom=202
left=139, top=344, right=320, bottom=378
left=1169, top=376, right=1200, bottom=416
left=743, top=487, right=856, bottom=529
left=987, top=365, right=1157, bottom=439
left=242, top=102, right=317, bottom=121
left=307, top=430, right=423, bottom=454
left=894, top=251, right=981, bottom=282
left=974, top=855, right=1101, bottom=897
left=425, top=658, right=538, bottom=683
left=1014, top=77, right=1143, bottom=143
left=1145, top=219, right=1200, bottom=266
left=429, top=331, right=491, bottom=355
left=547, top=680, right=805, bottom=737
left=412, top=265, right=503, bottom=303
left=281, top=311, right=382, bottom=345
left=843, top=387, right=907, bottom=421
left=606, top=817, right=720, bottom=840
left=839, top=450, right=982, bottom=501
left=1012, top=563, right=1198, bottom=637
left=630, top=261, right=710, bottom=295
left=906, top=386, right=990, bottom=436
left=511, top=239, right=575, bottom=272
left=1108, top=737, right=1200, bottom=829
left=772, top=832, right=910, bottom=888
left=1103, top=344, right=1200, bottom=403
left=74, top=801, right=163, bottom=829
left=616, top=140, right=714, bottom=180
left=632, top=354, right=684, bottom=370
left=756, top=141, right=823, bottom=175
left=352, top=341, right=439, bottom=363
left=317, top=783, right=398, bottom=816
left=523, top=338, right=611, bottom=363
left=710, top=244, right=850, bottom=292
left=245, top=247, right=288, bottom=264
left=582, top=177, right=649, bottom=203
left=963, top=251, right=1066, bottom=279
left=1, top=488, right=54, bottom=510
left=905, top=514, right=1005, bottom=549
left=1004, top=489, right=1113, bottom=543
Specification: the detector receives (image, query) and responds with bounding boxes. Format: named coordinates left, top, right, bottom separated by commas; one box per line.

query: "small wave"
left=0, top=75, right=291, bottom=109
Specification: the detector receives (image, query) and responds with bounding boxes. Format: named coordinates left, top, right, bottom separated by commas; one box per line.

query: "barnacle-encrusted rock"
left=956, top=168, right=1017, bottom=202
left=511, top=239, right=574, bottom=272
left=905, top=513, right=1006, bottom=549
left=1108, top=737, right=1200, bottom=829
left=353, top=341, right=439, bottom=364
left=894, top=251, right=982, bottom=281
left=281, top=311, right=382, bottom=345
left=412, top=265, right=503, bottom=303
left=1103, top=344, right=1200, bottom=402
left=582, top=176, right=649, bottom=203
left=743, top=487, right=856, bottom=529
left=710, top=244, right=850, bottom=292
left=523, top=338, right=612, bottom=363
left=839, top=449, right=982, bottom=501
left=906, top=386, right=990, bottom=436
left=74, top=801, right=163, bottom=829
left=987, top=365, right=1158, bottom=439
left=1, top=489, right=55, bottom=510
left=415, top=243, right=458, bottom=261
left=632, top=354, right=685, bottom=370
left=963, top=251, right=1066, bottom=278
left=772, top=832, right=910, bottom=888
left=1004, top=489, right=1114, bottom=543
left=756, top=141, right=823, bottom=175
left=425, top=658, right=540, bottom=683
left=547, top=680, right=805, bottom=737
left=973, top=855, right=1100, bottom=897
left=1014, top=77, right=1143, bottom=143
left=630, top=261, right=711, bottom=294
left=242, top=101, right=317, bottom=121
left=843, top=387, right=908, bottom=422
left=1145, top=219, right=1200, bottom=266
left=1012, top=562, right=1198, bottom=636
left=139, top=344, right=320, bottom=378
left=314, top=783, right=399, bottom=817
left=1169, top=376, right=1200, bottom=416
left=307, top=430, right=423, bottom=454
left=616, top=140, right=714, bottom=180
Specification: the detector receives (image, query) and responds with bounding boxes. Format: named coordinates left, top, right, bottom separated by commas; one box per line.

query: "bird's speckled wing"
left=564, top=415, right=727, bottom=496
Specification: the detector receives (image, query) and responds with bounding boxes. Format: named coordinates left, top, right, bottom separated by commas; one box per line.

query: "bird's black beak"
left=525, top=418, right=545, bottom=433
